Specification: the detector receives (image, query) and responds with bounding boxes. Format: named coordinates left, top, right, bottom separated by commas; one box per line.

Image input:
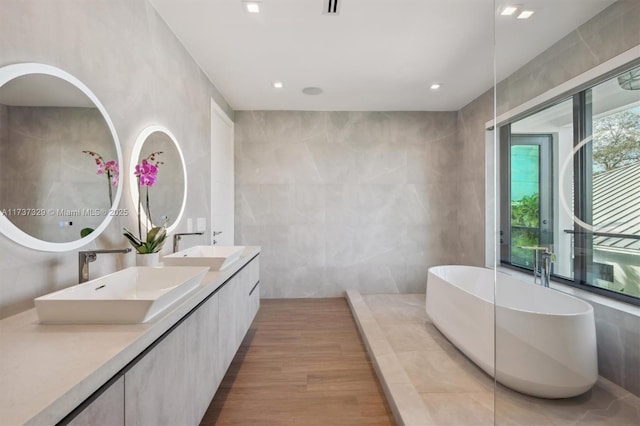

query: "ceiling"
left=149, top=0, right=616, bottom=111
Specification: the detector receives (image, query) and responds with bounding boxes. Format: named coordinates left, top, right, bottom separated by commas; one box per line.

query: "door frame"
left=210, top=99, right=234, bottom=245
left=499, top=129, right=554, bottom=267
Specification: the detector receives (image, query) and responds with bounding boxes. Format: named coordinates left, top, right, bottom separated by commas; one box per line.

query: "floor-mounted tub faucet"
left=78, top=248, right=132, bottom=284
left=173, top=232, right=204, bottom=253
left=541, top=249, right=555, bottom=288
left=519, top=245, right=553, bottom=286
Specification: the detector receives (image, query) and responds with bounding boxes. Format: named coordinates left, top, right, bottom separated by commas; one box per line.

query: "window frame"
left=498, top=61, right=640, bottom=307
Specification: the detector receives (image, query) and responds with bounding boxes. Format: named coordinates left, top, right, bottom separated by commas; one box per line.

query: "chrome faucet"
left=540, top=249, right=555, bottom=288
left=78, top=248, right=132, bottom=284
left=519, top=245, right=553, bottom=286
left=173, top=232, right=204, bottom=253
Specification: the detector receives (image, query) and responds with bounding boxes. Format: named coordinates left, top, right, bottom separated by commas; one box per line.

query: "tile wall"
left=235, top=111, right=459, bottom=297
left=0, top=0, right=232, bottom=318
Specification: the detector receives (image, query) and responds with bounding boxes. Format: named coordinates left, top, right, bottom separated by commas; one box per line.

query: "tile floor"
left=349, top=292, right=640, bottom=426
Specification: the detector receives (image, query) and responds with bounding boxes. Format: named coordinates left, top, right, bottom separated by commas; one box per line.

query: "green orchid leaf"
left=80, top=228, right=94, bottom=238
left=123, top=228, right=143, bottom=249
left=146, top=227, right=159, bottom=244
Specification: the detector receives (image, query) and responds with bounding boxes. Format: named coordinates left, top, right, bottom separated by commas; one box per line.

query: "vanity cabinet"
left=217, top=255, right=259, bottom=377
left=246, top=257, right=260, bottom=332
left=124, top=292, right=220, bottom=425
left=66, top=378, right=124, bottom=426
left=63, top=254, right=260, bottom=426
left=218, top=276, right=241, bottom=375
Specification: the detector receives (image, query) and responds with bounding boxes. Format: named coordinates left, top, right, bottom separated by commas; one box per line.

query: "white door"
left=210, top=99, right=234, bottom=245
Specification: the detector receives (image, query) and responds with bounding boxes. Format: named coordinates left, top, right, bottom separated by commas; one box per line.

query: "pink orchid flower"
left=83, top=150, right=119, bottom=206
left=104, top=160, right=119, bottom=184
left=83, top=151, right=119, bottom=183
left=135, top=159, right=159, bottom=187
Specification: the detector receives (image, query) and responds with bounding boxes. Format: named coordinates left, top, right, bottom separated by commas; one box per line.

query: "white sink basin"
left=163, top=245, right=244, bottom=271
left=34, top=266, right=208, bottom=324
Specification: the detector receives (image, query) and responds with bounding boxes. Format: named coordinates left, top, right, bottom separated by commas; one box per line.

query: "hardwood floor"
left=200, top=298, right=395, bottom=426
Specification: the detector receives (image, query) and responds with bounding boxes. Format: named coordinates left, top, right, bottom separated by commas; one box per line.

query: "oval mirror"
left=0, top=63, right=122, bottom=252
left=129, top=125, right=187, bottom=233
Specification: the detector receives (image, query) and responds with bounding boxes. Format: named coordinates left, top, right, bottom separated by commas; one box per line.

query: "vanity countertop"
left=0, top=246, right=260, bottom=426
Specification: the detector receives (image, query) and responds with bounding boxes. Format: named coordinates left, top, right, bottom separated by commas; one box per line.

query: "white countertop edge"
left=1, top=246, right=260, bottom=426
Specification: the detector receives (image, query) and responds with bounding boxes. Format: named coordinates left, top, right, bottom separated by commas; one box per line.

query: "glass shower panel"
left=494, top=1, right=640, bottom=425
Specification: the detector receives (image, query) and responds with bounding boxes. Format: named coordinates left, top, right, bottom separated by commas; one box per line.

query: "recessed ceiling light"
left=500, top=6, right=518, bottom=16
left=243, top=1, right=261, bottom=14
left=272, top=81, right=283, bottom=89
left=430, top=83, right=441, bottom=90
left=302, top=87, right=323, bottom=95
left=517, top=10, right=534, bottom=19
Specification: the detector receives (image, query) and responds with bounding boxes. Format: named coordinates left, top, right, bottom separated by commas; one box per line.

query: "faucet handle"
left=78, top=248, right=129, bottom=284
left=542, top=249, right=556, bottom=263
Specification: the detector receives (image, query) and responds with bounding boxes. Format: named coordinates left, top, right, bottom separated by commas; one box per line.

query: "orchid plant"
left=123, top=151, right=167, bottom=254
left=83, top=150, right=119, bottom=205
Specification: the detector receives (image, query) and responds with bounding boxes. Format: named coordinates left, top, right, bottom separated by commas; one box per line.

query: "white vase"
left=136, top=252, right=160, bottom=267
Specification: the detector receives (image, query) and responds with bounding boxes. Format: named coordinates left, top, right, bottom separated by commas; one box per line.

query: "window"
left=500, top=64, right=640, bottom=305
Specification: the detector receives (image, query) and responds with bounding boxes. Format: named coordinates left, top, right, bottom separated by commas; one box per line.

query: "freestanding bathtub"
left=426, top=265, right=598, bottom=399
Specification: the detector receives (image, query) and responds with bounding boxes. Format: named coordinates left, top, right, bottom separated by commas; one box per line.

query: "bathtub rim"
left=428, top=264, right=594, bottom=317
left=497, top=265, right=640, bottom=319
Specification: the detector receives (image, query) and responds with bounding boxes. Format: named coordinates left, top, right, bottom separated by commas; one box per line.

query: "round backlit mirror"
left=129, top=125, right=187, bottom=233
left=0, top=63, right=123, bottom=251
